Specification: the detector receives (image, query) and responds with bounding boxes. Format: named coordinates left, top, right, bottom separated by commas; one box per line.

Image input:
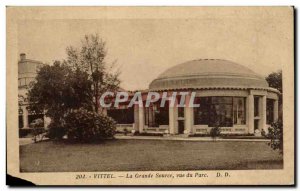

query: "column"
left=169, top=101, right=175, bottom=134
left=190, top=107, right=194, bottom=134
left=184, top=93, right=193, bottom=134
left=134, top=104, right=140, bottom=132
left=138, top=104, right=144, bottom=133
left=22, top=106, right=29, bottom=128
left=273, top=99, right=279, bottom=122
left=173, top=98, right=178, bottom=134
left=247, top=94, right=254, bottom=134
left=148, top=106, right=153, bottom=126
left=260, top=95, right=267, bottom=131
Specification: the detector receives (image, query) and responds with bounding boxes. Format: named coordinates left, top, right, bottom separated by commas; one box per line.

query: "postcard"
left=6, top=6, right=294, bottom=186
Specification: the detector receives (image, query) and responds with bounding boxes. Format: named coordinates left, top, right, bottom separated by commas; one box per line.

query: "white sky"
left=17, top=8, right=291, bottom=90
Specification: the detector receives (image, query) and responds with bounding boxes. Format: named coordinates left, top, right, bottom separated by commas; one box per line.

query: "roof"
left=149, top=59, right=269, bottom=91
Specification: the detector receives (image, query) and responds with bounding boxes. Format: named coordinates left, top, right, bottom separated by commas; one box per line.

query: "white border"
left=1, top=1, right=298, bottom=191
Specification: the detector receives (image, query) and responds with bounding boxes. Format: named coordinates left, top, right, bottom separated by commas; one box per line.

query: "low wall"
left=144, top=125, right=168, bottom=134
left=194, top=125, right=249, bottom=134
left=116, top=124, right=135, bottom=132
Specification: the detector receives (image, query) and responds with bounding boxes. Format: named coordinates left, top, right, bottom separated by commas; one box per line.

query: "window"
left=19, top=116, right=23, bottom=129
left=19, top=108, right=23, bottom=115
left=254, top=96, right=260, bottom=117
left=193, top=97, right=210, bottom=125
left=254, top=119, right=259, bottom=130
left=266, top=99, right=274, bottom=124
left=107, top=107, right=134, bottom=124
left=177, top=97, right=185, bottom=118
left=194, top=97, right=246, bottom=127
left=178, top=107, right=184, bottom=118
left=233, top=97, right=246, bottom=125
left=18, top=79, right=24, bottom=86
left=145, top=100, right=169, bottom=127
left=210, top=97, right=233, bottom=127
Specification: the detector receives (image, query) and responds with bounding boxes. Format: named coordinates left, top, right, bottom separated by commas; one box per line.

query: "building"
left=18, top=53, right=46, bottom=129
left=108, top=59, right=280, bottom=136
left=17, top=55, right=280, bottom=136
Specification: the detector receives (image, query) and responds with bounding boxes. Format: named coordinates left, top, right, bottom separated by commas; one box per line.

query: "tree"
left=265, top=121, right=283, bottom=154
left=66, top=34, right=120, bottom=113
left=266, top=70, right=282, bottom=93
left=28, top=61, right=93, bottom=130
left=266, top=70, right=283, bottom=120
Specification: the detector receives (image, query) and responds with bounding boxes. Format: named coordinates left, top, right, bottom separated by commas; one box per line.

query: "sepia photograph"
left=6, top=6, right=294, bottom=186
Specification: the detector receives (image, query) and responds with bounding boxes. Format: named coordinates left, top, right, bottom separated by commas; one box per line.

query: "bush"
left=19, top=118, right=46, bottom=139
left=64, top=109, right=116, bottom=142
left=265, top=121, right=283, bottom=154
left=46, top=121, right=66, bottom=140
left=123, top=128, right=128, bottom=135
left=261, top=128, right=266, bottom=137
left=30, top=118, right=46, bottom=137
left=29, top=118, right=44, bottom=128
left=210, top=126, right=221, bottom=140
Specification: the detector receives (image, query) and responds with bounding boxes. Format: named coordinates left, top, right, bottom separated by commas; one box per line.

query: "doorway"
left=178, top=120, right=185, bottom=134
left=177, top=107, right=185, bottom=134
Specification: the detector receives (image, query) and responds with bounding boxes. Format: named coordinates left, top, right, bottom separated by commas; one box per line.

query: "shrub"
left=46, top=121, right=66, bottom=140
left=29, top=118, right=46, bottom=142
left=265, top=121, right=283, bottom=154
left=64, top=109, right=116, bottom=142
left=123, top=128, right=128, bottom=135
left=210, top=126, right=221, bottom=141
left=133, top=131, right=140, bottom=136
left=261, top=128, right=266, bottom=137
left=19, top=118, right=46, bottom=139
left=29, top=118, right=44, bottom=128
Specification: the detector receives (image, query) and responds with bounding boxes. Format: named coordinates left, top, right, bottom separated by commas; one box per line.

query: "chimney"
left=20, top=53, right=26, bottom=61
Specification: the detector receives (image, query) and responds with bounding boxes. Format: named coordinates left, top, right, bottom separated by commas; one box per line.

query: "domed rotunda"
left=149, top=59, right=268, bottom=90
left=108, top=59, right=280, bottom=136
left=143, top=59, right=279, bottom=135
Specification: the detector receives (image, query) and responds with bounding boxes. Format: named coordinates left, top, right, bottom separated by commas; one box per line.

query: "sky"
left=17, top=7, right=292, bottom=90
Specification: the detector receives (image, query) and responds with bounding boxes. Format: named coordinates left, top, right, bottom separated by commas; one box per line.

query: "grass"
left=20, top=139, right=283, bottom=172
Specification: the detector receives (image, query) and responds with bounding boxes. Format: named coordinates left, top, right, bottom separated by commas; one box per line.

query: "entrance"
left=178, top=120, right=185, bottom=134
left=177, top=107, right=185, bottom=134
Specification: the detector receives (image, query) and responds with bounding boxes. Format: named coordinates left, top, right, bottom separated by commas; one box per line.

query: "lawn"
left=20, top=139, right=283, bottom=172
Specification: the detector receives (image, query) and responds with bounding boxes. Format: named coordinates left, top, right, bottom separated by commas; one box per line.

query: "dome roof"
left=149, top=59, right=269, bottom=90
